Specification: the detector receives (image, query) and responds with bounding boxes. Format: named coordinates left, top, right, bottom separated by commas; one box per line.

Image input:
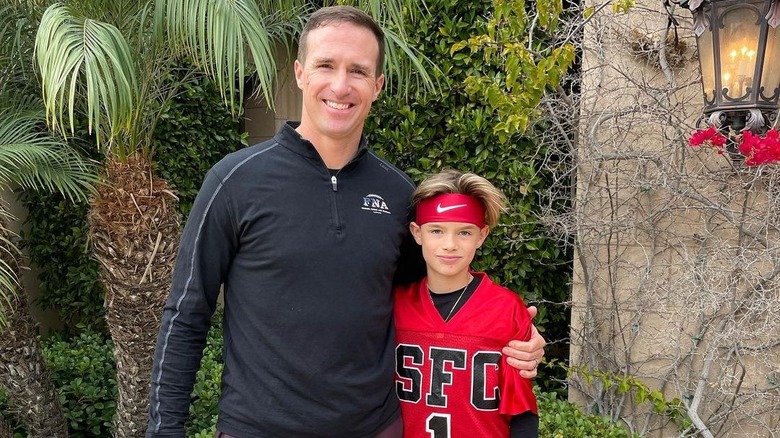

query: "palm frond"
left=0, top=106, right=97, bottom=203
left=35, top=2, right=137, bottom=152
left=382, top=26, right=438, bottom=96
left=0, top=208, right=20, bottom=329
left=158, top=0, right=277, bottom=113
left=0, top=2, right=42, bottom=92
left=351, top=0, right=438, bottom=94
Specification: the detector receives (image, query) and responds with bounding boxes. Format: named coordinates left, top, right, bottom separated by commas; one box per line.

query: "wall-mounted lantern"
left=679, top=0, right=780, bottom=134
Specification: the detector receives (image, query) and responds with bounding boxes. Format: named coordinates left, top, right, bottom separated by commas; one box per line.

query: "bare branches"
left=538, top=1, right=780, bottom=436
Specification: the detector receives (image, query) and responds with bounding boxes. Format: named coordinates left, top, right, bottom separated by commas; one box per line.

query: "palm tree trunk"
left=0, top=415, right=13, bottom=438
left=89, top=155, right=180, bottom=438
left=0, top=236, right=68, bottom=438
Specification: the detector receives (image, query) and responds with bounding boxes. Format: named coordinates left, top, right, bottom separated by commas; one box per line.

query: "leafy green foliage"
left=366, top=0, right=571, bottom=389
left=569, top=365, right=692, bottom=432
left=184, top=313, right=224, bottom=436
left=537, top=389, right=645, bottom=437
left=612, top=0, right=636, bottom=14
left=42, top=330, right=117, bottom=437
left=152, top=72, right=246, bottom=217
left=455, top=0, right=575, bottom=139
left=21, top=189, right=106, bottom=332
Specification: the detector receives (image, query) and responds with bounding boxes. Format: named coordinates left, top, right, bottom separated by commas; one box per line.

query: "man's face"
left=294, top=22, right=384, bottom=146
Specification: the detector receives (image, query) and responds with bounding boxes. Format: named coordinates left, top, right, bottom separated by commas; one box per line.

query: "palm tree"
left=0, top=2, right=97, bottom=436
left=33, top=0, right=435, bottom=435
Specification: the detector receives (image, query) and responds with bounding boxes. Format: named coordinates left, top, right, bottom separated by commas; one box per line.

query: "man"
left=147, top=6, right=545, bottom=438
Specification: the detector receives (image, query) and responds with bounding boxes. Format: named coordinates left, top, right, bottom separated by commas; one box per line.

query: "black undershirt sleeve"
left=510, top=411, right=539, bottom=438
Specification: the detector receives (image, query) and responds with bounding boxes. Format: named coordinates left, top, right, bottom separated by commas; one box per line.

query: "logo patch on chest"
left=362, top=194, right=391, bottom=215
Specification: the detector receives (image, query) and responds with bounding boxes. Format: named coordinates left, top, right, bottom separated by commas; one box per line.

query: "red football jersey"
left=393, top=272, right=537, bottom=438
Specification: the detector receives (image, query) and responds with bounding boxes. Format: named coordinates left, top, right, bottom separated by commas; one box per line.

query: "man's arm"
left=503, top=306, right=546, bottom=379
left=146, top=169, right=236, bottom=437
left=392, top=228, right=426, bottom=286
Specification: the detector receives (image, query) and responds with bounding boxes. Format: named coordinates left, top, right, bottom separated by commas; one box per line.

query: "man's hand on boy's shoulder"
left=503, top=306, right=546, bottom=378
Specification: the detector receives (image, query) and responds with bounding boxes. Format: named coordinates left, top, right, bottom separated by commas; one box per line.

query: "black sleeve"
left=392, top=229, right=426, bottom=286
left=510, top=411, right=539, bottom=438
left=146, top=169, right=236, bottom=437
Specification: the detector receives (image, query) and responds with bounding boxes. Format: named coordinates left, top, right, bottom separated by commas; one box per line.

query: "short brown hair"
left=297, top=5, right=385, bottom=75
left=412, top=169, right=507, bottom=228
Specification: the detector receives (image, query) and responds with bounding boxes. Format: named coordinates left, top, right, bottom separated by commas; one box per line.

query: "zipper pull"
left=331, top=175, right=338, bottom=192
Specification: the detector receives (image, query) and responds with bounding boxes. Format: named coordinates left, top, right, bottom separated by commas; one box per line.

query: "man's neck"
left=295, top=129, right=361, bottom=169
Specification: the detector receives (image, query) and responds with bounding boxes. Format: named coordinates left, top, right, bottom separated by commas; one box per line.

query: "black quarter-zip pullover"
left=148, top=122, right=420, bottom=437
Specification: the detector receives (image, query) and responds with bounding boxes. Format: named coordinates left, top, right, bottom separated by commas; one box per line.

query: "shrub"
left=537, top=390, right=644, bottom=438
left=21, top=190, right=106, bottom=332
left=184, top=311, right=224, bottom=436
left=152, top=73, right=247, bottom=218
left=42, top=330, right=117, bottom=437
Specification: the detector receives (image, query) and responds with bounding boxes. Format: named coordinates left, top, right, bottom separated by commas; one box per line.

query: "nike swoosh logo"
left=436, top=203, right=467, bottom=213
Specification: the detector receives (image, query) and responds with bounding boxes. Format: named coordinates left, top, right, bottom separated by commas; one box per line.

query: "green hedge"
left=43, top=331, right=117, bottom=436
left=366, top=0, right=571, bottom=385
left=537, top=390, right=644, bottom=438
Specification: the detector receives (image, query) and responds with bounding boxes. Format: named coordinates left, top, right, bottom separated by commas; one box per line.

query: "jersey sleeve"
left=499, top=302, right=538, bottom=416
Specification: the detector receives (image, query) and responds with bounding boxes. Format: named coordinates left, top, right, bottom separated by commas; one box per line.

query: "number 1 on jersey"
left=426, top=413, right=451, bottom=438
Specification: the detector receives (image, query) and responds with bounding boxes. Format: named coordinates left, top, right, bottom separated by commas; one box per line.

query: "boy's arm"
left=503, top=306, right=546, bottom=378
left=510, top=412, right=539, bottom=438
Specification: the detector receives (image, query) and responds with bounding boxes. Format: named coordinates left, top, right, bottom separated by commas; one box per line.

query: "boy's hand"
left=503, top=305, right=546, bottom=378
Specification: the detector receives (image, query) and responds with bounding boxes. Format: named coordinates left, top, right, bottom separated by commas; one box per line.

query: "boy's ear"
left=477, top=226, right=490, bottom=247
left=409, top=222, right=422, bottom=245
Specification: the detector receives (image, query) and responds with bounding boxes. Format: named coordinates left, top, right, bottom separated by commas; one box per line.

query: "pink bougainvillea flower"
left=690, top=127, right=780, bottom=166
left=689, top=127, right=727, bottom=151
left=738, top=129, right=780, bottom=166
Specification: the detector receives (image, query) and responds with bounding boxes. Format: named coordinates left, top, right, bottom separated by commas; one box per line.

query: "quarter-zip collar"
left=278, top=121, right=368, bottom=169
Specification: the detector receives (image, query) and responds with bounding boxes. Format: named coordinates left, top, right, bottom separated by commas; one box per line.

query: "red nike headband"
left=415, top=193, right=486, bottom=228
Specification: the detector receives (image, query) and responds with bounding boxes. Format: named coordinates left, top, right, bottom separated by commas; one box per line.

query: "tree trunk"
left=0, top=415, right=13, bottom=438
left=0, top=237, right=68, bottom=437
left=89, top=155, right=180, bottom=438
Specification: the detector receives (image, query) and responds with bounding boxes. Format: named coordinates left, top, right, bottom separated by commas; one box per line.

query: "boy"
left=394, top=169, right=539, bottom=438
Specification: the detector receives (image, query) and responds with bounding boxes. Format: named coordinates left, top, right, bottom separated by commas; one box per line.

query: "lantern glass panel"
left=760, top=25, right=780, bottom=102
left=718, top=6, right=761, bottom=100
left=698, top=26, right=716, bottom=103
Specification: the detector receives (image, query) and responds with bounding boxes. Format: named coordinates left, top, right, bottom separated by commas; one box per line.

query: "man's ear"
left=409, top=221, right=422, bottom=245
left=373, top=74, right=385, bottom=101
left=294, top=59, right=304, bottom=90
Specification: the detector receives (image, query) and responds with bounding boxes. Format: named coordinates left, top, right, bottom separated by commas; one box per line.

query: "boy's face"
left=410, top=221, right=489, bottom=284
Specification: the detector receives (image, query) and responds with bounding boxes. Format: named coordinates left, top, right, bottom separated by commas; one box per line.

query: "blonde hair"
left=411, top=169, right=507, bottom=227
